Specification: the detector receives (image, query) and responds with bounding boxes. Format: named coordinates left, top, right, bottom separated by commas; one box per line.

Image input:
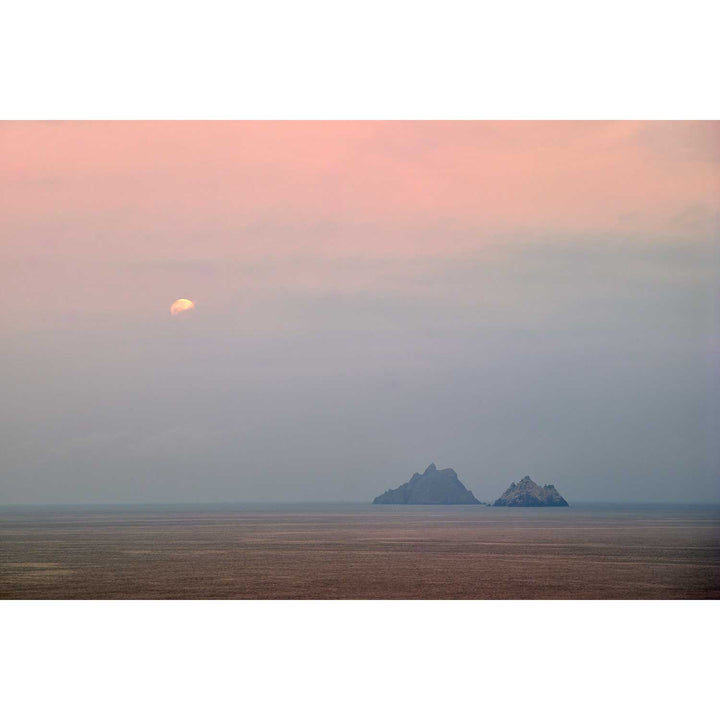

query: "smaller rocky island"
left=373, top=463, right=484, bottom=505
left=493, top=476, right=569, bottom=507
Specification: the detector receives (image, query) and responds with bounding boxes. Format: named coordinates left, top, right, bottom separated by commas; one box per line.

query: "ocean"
left=1, top=503, right=719, bottom=599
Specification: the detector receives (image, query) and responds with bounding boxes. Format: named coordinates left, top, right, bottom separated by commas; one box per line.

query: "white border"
left=2, top=1, right=719, bottom=119
left=1, top=601, right=717, bottom=720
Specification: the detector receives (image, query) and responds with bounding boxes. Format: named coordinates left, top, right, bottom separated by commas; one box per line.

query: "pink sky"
left=1, top=121, right=718, bottom=328
left=2, top=121, right=718, bottom=252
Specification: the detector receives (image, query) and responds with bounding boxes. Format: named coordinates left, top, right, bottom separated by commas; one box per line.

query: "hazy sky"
left=1, top=121, right=718, bottom=503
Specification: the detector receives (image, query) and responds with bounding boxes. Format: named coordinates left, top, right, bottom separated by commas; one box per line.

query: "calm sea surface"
left=1, top=503, right=719, bottom=599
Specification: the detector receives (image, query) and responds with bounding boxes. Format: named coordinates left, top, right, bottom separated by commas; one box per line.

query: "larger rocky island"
left=373, top=463, right=483, bottom=505
left=493, top=476, right=569, bottom=506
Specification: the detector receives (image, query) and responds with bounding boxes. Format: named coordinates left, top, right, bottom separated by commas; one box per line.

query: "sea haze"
left=1, top=502, right=719, bottom=599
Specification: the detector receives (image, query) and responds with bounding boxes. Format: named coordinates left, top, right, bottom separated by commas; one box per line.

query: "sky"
left=1, top=121, right=719, bottom=504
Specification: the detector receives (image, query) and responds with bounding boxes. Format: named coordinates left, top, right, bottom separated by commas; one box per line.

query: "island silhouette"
left=373, top=465, right=569, bottom=506
left=373, top=463, right=483, bottom=505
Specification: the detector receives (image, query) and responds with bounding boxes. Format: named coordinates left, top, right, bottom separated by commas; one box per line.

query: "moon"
left=170, top=298, right=195, bottom=315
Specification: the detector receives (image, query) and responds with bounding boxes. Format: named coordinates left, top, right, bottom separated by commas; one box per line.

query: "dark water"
left=1, top=503, right=719, bottom=599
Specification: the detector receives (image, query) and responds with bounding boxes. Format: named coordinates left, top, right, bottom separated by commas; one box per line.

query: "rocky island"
left=373, top=463, right=483, bottom=505
left=493, top=476, right=569, bottom=507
